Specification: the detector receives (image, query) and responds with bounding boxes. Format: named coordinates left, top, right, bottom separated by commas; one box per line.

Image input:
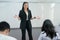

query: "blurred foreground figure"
left=0, top=21, right=17, bottom=40
left=38, top=19, right=60, bottom=40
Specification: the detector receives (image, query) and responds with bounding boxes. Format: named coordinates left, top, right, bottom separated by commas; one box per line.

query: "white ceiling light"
left=51, top=3, right=55, bottom=8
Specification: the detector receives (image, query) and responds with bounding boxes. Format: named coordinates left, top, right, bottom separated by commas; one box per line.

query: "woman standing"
left=14, top=2, right=40, bottom=40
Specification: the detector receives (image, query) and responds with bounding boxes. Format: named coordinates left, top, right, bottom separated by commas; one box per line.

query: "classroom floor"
left=9, top=28, right=41, bottom=40
left=9, top=26, right=60, bottom=40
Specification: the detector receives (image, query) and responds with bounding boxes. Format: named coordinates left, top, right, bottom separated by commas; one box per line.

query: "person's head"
left=41, top=19, right=57, bottom=39
left=22, top=2, right=29, bottom=11
left=0, top=21, right=10, bottom=35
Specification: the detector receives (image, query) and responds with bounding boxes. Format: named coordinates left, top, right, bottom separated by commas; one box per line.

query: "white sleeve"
left=38, top=35, right=42, bottom=40
left=13, top=38, right=17, bottom=40
left=38, top=32, right=44, bottom=40
left=10, top=37, right=17, bottom=40
left=15, top=39, right=17, bottom=40
left=14, top=38, right=17, bottom=40
left=57, top=33, right=60, bottom=39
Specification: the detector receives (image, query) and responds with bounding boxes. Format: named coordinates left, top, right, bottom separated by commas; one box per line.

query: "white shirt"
left=0, top=34, right=17, bottom=40
left=25, top=11, right=28, bottom=20
left=38, top=31, right=60, bottom=40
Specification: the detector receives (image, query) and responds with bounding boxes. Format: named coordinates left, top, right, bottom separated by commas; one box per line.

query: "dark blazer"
left=19, top=10, right=32, bottom=29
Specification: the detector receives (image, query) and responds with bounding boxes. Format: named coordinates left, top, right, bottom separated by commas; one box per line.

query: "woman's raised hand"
left=14, top=15, right=20, bottom=20
left=36, top=16, right=40, bottom=19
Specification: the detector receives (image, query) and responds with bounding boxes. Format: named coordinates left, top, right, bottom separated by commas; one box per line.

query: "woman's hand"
left=14, top=15, right=20, bottom=20
left=36, top=16, right=40, bottom=19
left=32, top=16, right=40, bottom=20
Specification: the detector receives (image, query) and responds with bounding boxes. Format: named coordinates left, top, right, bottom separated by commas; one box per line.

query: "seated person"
left=38, top=19, right=60, bottom=40
left=0, top=21, right=17, bottom=40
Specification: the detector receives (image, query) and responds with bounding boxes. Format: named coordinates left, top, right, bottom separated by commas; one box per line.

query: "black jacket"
left=19, top=10, right=32, bottom=29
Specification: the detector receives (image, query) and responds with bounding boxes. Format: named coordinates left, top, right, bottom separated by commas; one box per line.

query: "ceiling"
left=0, top=0, right=60, bottom=3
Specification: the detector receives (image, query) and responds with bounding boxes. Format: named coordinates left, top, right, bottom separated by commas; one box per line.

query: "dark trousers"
left=21, top=21, right=33, bottom=40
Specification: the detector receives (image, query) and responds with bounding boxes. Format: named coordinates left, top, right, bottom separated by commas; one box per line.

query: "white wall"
left=0, top=2, right=44, bottom=28
left=0, top=0, right=60, bottom=28
left=54, top=3, right=60, bottom=26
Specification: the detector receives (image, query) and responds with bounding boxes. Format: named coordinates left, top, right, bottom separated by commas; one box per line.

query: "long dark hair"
left=41, top=19, right=57, bottom=39
left=22, top=2, right=29, bottom=11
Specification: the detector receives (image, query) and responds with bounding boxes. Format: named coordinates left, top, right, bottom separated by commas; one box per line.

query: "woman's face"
left=24, top=3, right=28, bottom=10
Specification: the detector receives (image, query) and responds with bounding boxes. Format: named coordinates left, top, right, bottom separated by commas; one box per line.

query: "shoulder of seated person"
left=0, top=34, right=17, bottom=40
left=7, top=36, right=17, bottom=40
left=41, top=31, right=45, bottom=34
left=40, top=31, right=46, bottom=37
left=56, top=32, right=60, bottom=36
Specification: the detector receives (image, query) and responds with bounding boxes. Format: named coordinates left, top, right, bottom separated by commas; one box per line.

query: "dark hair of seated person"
left=0, top=21, right=10, bottom=31
left=41, top=19, right=57, bottom=39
